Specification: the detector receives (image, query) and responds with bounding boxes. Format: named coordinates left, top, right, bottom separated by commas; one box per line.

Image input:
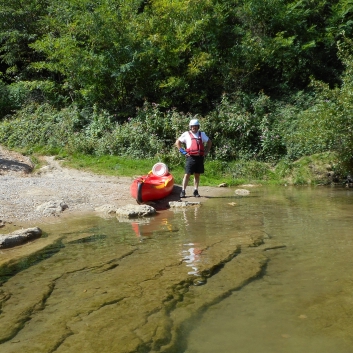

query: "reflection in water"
left=130, top=216, right=176, bottom=240
left=181, top=206, right=200, bottom=227
left=181, top=243, right=202, bottom=275
left=129, top=205, right=204, bottom=277
left=129, top=205, right=205, bottom=279
left=180, top=207, right=203, bottom=276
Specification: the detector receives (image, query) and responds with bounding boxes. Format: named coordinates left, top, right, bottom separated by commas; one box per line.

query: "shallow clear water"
left=1, top=185, right=353, bottom=353
left=184, top=186, right=353, bottom=353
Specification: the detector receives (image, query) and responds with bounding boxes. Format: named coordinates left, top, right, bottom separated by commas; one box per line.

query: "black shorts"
left=185, top=156, right=205, bottom=174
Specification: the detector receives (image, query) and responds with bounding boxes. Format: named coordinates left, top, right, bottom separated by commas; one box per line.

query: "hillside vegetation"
left=1, top=0, right=353, bottom=183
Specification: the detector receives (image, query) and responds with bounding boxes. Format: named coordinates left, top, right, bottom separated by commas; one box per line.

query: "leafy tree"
left=1, top=0, right=346, bottom=117
left=30, top=0, right=144, bottom=116
left=282, top=35, right=353, bottom=167
left=228, top=0, right=342, bottom=94
left=0, top=79, right=11, bottom=116
left=0, top=0, right=48, bottom=80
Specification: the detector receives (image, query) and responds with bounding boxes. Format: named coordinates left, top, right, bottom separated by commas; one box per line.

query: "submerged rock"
left=235, top=189, right=250, bottom=196
left=169, top=201, right=201, bottom=208
left=0, top=227, right=42, bottom=249
left=0, top=218, right=268, bottom=353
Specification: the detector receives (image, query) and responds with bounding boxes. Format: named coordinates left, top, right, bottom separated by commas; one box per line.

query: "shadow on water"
left=0, top=228, right=109, bottom=285
left=68, top=233, right=107, bottom=244
left=0, top=239, right=65, bottom=285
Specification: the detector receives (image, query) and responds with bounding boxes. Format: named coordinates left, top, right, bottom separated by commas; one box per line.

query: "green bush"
left=0, top=80, right=11, bottom=118
left=278, top=37, right=353, bottom=169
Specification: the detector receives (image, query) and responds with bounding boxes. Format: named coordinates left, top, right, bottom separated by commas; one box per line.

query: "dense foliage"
left=1, top=0, right=353, bottom=176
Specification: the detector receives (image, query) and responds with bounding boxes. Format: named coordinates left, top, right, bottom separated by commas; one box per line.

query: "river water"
left=184, top=185, right=353, bottom=353
left=0, top=185, right=352, bottom=353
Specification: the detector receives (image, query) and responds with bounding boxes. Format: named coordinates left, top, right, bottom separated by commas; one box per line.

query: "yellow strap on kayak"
left=141, top=171, right=153, bottom=183
left=154, top=178, right=170, bottom=189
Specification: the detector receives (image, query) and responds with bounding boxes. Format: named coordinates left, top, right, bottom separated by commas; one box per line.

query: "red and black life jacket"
left=186, top=131, right=205, bottom=156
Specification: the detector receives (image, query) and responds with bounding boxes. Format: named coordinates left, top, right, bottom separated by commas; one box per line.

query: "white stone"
left=95, top=204, right=117, bottom=214
left=116, top=204, right=156, bottom=218
left=235, top=189, right=250, bottom=196
left=36, top=200, right=68, bottom=216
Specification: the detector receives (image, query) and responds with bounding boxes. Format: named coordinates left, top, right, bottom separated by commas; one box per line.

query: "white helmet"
left=189, top=118, right=200, bottom=126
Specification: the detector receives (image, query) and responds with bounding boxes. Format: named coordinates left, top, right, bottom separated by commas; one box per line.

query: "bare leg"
left=182, top=174, right=191, bottom=190
left=194, top=173, right=200, bottom=190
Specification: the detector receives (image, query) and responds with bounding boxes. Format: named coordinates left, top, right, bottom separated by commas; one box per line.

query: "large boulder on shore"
left=36, top=200, right=68, bottom=216
left=116, top=204, right=156, bottom=218
left=95, top=204, right=117, bottom=214
left=94, top=204, right=118, bottom=219
left=0, top=227, right=42, bottom=249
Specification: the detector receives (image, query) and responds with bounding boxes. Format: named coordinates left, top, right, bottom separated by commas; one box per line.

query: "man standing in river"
left=175, top=118, right=212, bottom=198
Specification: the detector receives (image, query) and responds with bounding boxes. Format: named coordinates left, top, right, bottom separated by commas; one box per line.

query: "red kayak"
left=130, top=172, right=174, bottom=203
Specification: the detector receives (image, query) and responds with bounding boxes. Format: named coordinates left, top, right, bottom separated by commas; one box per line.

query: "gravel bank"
left=0, top=146, right=227, bottom=226
left=0, top=146, right=133, bottom=224
left=0, top=168, right=132, bottom=223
